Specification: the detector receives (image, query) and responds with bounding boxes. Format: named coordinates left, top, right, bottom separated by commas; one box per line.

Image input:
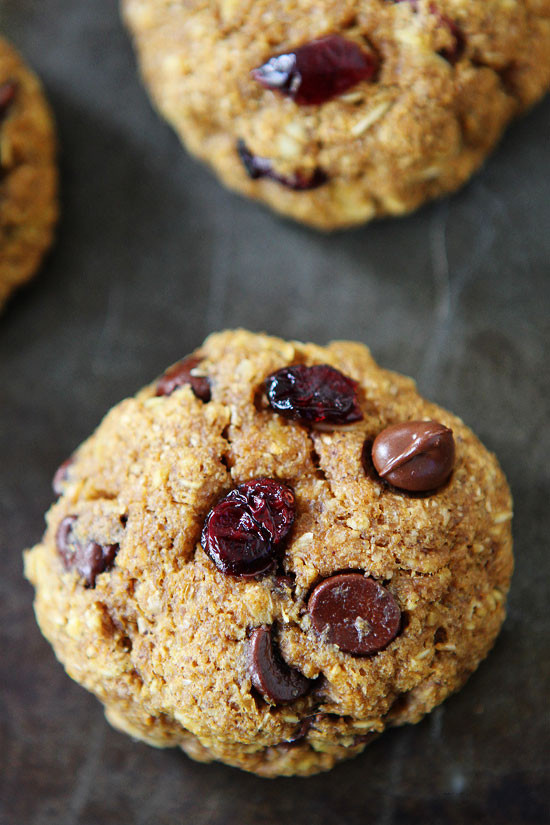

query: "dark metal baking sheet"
left=1, top=2, right=549, bottom=823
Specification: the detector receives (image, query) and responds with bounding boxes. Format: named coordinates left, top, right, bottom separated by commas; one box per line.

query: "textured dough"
left=0, top=37, right=58, bottom=308
left=25, top=330, right=513, bottom=777
left=121, top=0, right=550, bottom=229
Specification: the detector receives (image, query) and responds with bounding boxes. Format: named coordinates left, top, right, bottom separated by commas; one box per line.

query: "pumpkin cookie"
left=25, top=330, right=513, bottom=777
left=121, top=0, right=550, bottom=229
left=0, top=37, right=58, bottom=308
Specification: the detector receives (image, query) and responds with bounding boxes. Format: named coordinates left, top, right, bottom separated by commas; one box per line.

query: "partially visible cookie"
left=0, top=37, right=58, bottom=308
left=122, top=0, right=550, bottom=229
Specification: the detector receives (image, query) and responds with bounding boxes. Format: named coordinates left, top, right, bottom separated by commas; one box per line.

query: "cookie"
left=25, top=330, right=513, bottom=777
left=0, top=37, right=58, bottom=308
left=121, top=0, right=550, bottom=229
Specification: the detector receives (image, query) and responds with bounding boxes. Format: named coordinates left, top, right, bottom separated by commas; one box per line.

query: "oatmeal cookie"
left=25, top=330, right=513, bottom=777
left=0, top=37, right=58, bottom=308
left=121, top=0, right=550, bottom=229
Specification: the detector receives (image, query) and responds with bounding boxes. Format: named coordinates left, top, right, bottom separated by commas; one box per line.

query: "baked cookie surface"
left=0, top=37, right=58, bottom=308
left=121, top=0, right=550, bottom=229
left=25, top=330, right=513, bottom=777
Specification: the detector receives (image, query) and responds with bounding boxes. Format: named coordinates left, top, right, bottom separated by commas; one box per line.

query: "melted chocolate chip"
left=308, top=573, right=401, bottom=655
left=56, top=515, right=119, bottom=587
left=201, top=478, right=295, bottom=577
left=249, top=626, right=312, bottom=704
left=237, top=140, right=328, bottom=190
left=252, top=35, right=378, bottom=106
left=0, top=81, right=17, bottom=121
left=155, top=356, right=211, bottom=401
left=265, top=364, right=363, bottom=425
left=371, top=420, right=455, bottom=492
left=52, top=457, right=74, bottom=497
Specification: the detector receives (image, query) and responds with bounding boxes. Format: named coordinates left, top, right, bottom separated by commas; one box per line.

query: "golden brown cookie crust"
left=121, top=0, right=550, bottom=229
left=0, top=37, right=58, bottom=308
left=25, top=330, right=513, bottom=777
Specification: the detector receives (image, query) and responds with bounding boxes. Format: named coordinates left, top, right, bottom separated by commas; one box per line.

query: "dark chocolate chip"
left=265, top=364, right=363, bottom=425
left=201, top=478, right=295, bottom=578
left=0, top=80, right=17, bottom=120
left=252, top=35, right=378, bottom=106
left=249, top=626, right=312, bottom=704
left=155, top=355, right=211, bottom=401
left=371, top=420, right=455, bottom=491
left=237, top=139, right=328, bottom=190
left=308, top=573, right=401, bottom=655
left=52, top=457, right=74, bottom=497
left=56, top=515, right=119, bottom=588
left=285, top=716, right=314, bottom=744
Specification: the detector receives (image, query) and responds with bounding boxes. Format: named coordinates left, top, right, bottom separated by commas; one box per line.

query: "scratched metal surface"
left=1, top=2, right=549, bottom=823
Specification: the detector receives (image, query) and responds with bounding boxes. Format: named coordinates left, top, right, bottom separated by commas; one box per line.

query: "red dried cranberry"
left=391, top=1, right=464, bottom=63
left=230, top=478, right=296, bottom=544
left=431, top=6, right=465, bottom=65
left=0, top=81, right=17, bottom=120
left=237, top=140, right=327, bottom=190
left=201, top=478, right=295, bottom=578
left=265, top=364, right=363, bottom=425
left=155, top=355, right=211, bottom=401
left=252, top=35, right=378, bottom=106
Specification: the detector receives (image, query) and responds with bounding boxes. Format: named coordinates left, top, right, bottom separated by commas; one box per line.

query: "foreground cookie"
left=25, top=330, right=513, bottom=777
left=0, top=37, right=58, bottom=308
left=122, top=0, right=550, bottom=229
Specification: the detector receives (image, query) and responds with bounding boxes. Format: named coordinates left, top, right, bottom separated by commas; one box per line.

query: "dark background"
left=1, top=2, right=549, bottom=823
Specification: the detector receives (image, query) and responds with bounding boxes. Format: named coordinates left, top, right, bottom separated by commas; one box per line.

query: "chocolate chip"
left=265, top=364, right=363, bottom=425
left=249, top=626, right=312, bottom=704
left=52, top=457, right=74, bottom=497
left=237, top=140, right=328, bottom=190
left=308, top=573, right=401, bottom=655
left=285, top=716, right=314, bottom=744
left=0, top=81, right=17, bottom=121
left=56, top=515, right=119, bottom=587
left=371, top=420, right=455, bottom=492
left=201, top=478, right=295, bottom=578
left=155, top=355, right=211, bottom=401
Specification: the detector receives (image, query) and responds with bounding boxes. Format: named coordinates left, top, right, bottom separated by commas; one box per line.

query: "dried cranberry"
left=431, top=6, right=465, bottom=65
left=0, top=81, right=17, bottom=121
left=56, top=515, right=119, bottom=588
left=237, top=140, right=327, bottom=191
left=252, top=35, right=378, bottom=105
left=390, top=1, right=464, bottom=63
left=265, top=364, right=363, bottom=425
left=201, top=478, right=295, bottom=577
left=155, top=355, right=211, bottom=401
left=230, top=478, right=296, bottom=543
